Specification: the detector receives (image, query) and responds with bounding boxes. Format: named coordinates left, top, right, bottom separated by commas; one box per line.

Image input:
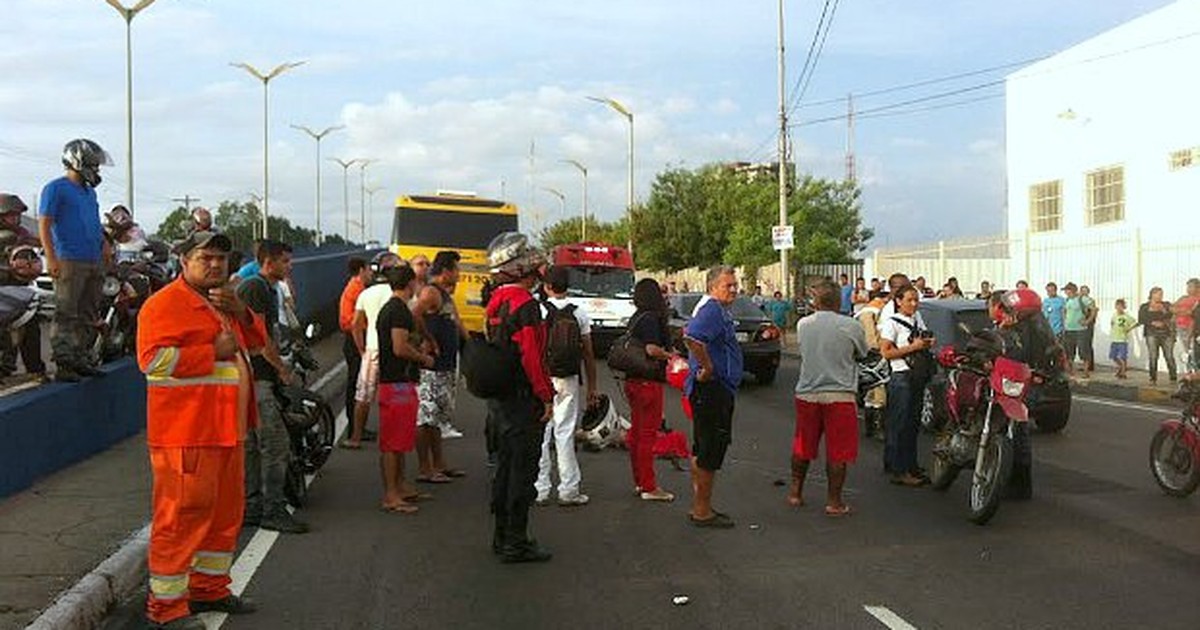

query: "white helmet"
left=487, top=232, right=544, bottom=282
left=61, top=139, right=112, bottom=188
left=857, top=351, right=892, bottom=393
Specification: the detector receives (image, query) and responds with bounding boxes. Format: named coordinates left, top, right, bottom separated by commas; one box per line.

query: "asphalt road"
left=104, top=363, right=1200, bottom=630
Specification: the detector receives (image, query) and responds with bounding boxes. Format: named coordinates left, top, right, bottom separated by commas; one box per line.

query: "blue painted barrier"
left=0, top=359, right=145, bottom=498
left=290, top=248, right=382, bottom=335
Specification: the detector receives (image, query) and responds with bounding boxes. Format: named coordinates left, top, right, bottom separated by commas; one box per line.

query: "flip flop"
left=786, top=495, right=804, bottom=507
left=380, top=502, right=419, bottom=514
left=338, top=439, right=362, bottom=450
left=824, top=504, right=853, bottom=517
left=440, top=469, right=467, bottom=478
left=403, top=492, right=434, bottom=502
left=417, top=473, right=453, bottom=484
left=688, top=513, right=735, bottom=529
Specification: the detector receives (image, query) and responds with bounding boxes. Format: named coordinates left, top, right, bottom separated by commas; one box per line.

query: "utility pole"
left=171, top=195, right=200, bottom=212
left=776, top=0, right=790, bottom=298
left=330, top=158, right=360, bottom=240
left=291, top=124, right=343, bottom=246
left=846, top=93, right=857, bottom=183
left=528, top=139, right=536, bottom=234
left=358, top=159, right=377, bottom=244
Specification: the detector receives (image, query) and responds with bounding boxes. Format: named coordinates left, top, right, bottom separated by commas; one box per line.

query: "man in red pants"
left=137, top=231, right=266, bottom=629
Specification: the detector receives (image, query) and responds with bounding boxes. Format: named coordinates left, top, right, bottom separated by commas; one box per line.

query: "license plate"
left=736, top=332, right=750, bottom=342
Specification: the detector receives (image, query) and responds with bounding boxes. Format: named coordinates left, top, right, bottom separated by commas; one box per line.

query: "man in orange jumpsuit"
left=137, top=231, right=266, bottom=629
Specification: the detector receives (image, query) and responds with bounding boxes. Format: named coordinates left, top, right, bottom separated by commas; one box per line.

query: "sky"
left=0, top=0, right=1179, bottom=248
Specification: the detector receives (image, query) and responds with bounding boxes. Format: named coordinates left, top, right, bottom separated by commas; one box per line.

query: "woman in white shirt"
left=878, top=285, right=935, bottom=487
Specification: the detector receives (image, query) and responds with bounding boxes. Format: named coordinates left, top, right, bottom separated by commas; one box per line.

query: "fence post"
left=1134, top=227, right=1144, bottom=306
left=1023, top=229, right=1031, bottom=286
left=937, top=240, right=946, bottom=282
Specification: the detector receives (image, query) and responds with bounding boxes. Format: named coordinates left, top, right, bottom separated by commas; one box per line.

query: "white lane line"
left=1074, top=394, right=1176, bottom=415
left=864, top=605, right=919, bottom=630
left=205, top=407, right=350, bottom=629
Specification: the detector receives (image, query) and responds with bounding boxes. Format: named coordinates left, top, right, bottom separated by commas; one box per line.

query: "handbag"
left=607, top=312, right=667, bottom=382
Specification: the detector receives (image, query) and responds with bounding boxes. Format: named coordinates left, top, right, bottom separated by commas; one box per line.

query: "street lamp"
left=365, top=184, right=384, bottom=243
left=587, top=95, right=634, bottom=254
left=358, top=159, right=378, bottom=244
left=330, top=157, right=360, bottom=240
left=541, top=187, right=566, bottom=224
left=291, top=124, right=343, bottom=246
left=231, top=59, right=306, bottom=239
left=561, top=159, right=589, bottom=241
left=102, top=0, right=159, bottom=213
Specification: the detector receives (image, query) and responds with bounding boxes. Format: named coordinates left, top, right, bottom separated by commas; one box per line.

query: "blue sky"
left=0, top=0, right=1177, bottom=247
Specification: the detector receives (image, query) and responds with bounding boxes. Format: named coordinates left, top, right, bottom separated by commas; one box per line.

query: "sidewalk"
left=0, top=336, right=348, bottom=630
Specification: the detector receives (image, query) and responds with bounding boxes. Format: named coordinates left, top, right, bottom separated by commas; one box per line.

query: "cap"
left=0, top=193, right=28, bottom=214
left=174, top=230, right=232, bottom=256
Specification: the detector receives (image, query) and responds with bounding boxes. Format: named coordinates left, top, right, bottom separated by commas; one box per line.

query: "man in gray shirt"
left=790, top=279, right=868, bottom=516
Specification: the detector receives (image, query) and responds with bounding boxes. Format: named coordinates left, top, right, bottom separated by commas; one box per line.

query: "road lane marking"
left=205, top=407, right=350, bottom=629
left=864, top=605, right=919, bottom=630
left=1074, top=394, right=1176, bottom=415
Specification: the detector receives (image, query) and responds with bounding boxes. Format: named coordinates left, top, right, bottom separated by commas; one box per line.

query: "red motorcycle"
left=1149, top=379, right=1200, bottom=497
left=929, top=332, right=1033, bottom=524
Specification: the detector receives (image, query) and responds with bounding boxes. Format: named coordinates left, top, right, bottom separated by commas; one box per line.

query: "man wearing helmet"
left=484, top=232, right=555, bottom=563
left=38, top=139, right=112, bottom=381
left=0, top=193, right=41, bottom=251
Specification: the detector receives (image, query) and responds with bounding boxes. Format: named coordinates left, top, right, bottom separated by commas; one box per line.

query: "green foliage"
left=154, top=200, right=348, bottom=252
left=537, top=215, right=628, bottom=250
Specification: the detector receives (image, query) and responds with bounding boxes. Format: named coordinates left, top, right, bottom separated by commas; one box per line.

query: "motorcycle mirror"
left=304, top=322, right=320, bottom=341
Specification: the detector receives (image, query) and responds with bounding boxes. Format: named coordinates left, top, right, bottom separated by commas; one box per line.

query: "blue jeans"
left=884, top=372, right=921, bottom=475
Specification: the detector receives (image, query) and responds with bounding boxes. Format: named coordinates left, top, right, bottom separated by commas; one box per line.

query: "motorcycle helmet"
left=105, top=204, right=134, bottom=230
left=0, top=193, right=28, bottom=228
left=1002, top=288, right=1043, bottom=321
left=61, top=139, right=112, bottom=188
left=370, top=251, right=402, bottom=273
left=190, top=207, right=214, bottom=232
left=487, top=232, right=545, bottom=282
left=7, top=245, right=43, bottom=281
left=577, top=394, right=631, bottom=451
left=857, top=350, right=892, bottom=393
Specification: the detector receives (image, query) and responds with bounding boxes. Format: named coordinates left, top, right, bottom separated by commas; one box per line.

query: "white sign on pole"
left=772, top=225, right=794, bottom=251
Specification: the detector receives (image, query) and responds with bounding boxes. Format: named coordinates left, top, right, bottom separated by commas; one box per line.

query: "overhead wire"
left=787, top=0, right=832, bottom=115
left=790, top=0, right=841, bottom=113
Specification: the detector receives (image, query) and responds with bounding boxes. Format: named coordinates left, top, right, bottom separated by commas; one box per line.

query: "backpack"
left=544, top=301, right=583, bottom=377
left=461, top=302, right=522, bottom=399
left=890, top=316, right=936, bottom=388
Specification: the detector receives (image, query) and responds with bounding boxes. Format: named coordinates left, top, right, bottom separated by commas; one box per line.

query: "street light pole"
left=231, top=60, right=305, bottom=239
left=291, top=124, right=343, bottom=246
left=776, top=0, right=790, bottom=298
left=541, top=187, right=566, bottom=226
left=102, top=0, right=159, bottom=213
left=561, top=159, right=589, bottom=241
left=358, top=159, right=377, bottom=244
left=365, top=184, right=383, bottom=243
left=587, top=96, right=634, bottom=255
left=330, top=158, right=360, bottom=240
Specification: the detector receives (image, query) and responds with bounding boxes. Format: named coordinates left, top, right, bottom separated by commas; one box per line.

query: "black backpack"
left=544, top=302, right=583, bottom=377
left=462, top=302, right=522, bottom=399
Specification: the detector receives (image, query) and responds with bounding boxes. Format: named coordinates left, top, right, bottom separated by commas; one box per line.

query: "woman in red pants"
left=625, top=279, right=676, bottom=502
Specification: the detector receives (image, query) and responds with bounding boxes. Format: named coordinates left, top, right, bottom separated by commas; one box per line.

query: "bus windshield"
left=391, top=206, right=518, bottom=250
left=564, top=266, right=635, bottom=299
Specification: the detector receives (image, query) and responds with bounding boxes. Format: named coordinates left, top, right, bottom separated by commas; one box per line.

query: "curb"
left=22, top=361, right=347, bottom=630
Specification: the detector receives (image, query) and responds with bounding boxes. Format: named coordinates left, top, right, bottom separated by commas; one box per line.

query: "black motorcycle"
left=93, top=243, right=171, bottom=362
left=277, top=322, right=335, bottom=508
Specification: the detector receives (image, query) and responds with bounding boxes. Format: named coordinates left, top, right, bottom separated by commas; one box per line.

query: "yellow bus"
left=389, top=192, right=519, bottom=333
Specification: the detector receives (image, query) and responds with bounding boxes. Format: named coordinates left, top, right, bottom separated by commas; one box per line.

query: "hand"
left=278, top=367, right=297, bottom=385
left=421, top=353, right=435, bottom=369
left=540, top=401, right=553, bottom=423
left=214, top=331, right=239, bottom=360
left=46, top=257, right=60, bottom=279
left=696, top=365, right=713, bottom=382
left=208, top=285, right=247, bottom=317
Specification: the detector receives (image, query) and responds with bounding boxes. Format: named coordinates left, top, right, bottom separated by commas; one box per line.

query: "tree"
left=154, top=200, right=334, bottom=253
left=537, top=216, right=628, bottom=250
left=153, top=206, right=192, bottom=243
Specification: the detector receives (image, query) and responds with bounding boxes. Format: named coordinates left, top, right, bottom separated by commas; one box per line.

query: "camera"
left=918, top=330, right=934, bottom=340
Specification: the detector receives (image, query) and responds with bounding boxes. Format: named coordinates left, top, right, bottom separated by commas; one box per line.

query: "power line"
left=794, top=91, right=1006, bottom=128
left=790, top=0, right=841, bottom=113
left=788, top=79, right=1004, bottom=128
left=787, top=0, right=832, bottom=115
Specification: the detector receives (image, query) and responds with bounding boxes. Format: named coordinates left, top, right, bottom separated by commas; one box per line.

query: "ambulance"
left=549, top=242, right=636, bottom=354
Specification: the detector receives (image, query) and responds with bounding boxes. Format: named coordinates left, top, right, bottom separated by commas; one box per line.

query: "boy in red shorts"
left=789, top=279, right=868, bottom=516
left=375, top=265, right=435, bottom=513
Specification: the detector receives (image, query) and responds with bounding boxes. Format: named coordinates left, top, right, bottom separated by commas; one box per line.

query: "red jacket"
left=137, top=278, right=268, bottom=448
left=485, top=284, right=553, bottom=402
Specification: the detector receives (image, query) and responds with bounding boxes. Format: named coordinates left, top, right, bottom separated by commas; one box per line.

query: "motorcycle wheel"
left=1149, top=426, right=1200, bottom=497
left=306, top=398, right=336, bottom=473
left=284, top=459, right=308, bottom=508
left=929, top=433, right=960, bottom=491
left=968, top=434, right=1013, bottom=525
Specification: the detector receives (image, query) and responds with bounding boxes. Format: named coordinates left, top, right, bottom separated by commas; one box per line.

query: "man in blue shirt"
left=37, top=139, right=110, bottom=381
left=684, top=265, right=744, bottom=529
left=839, top=273, right=853, bottom=315
left=1042, top=282, right=1067, bottom=338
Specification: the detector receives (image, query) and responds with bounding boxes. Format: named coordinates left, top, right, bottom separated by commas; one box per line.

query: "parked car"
left=916, top=299, right=1072, bottom=433
left=666, top=293, right=782, bottom=384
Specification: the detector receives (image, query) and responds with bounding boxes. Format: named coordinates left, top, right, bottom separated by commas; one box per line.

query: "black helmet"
left=487, top=232, right=544, bottom=282
left=370, top=251, right=403, bottom=274
left=61, top=139, right=112, bottom=187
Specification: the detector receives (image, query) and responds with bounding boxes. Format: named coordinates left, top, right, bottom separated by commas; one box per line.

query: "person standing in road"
left=1109, top=299, right=1139, bottom=379
left=625, top=277, right=677, bottom=503
left=376, top=264, right=435, bottom=515
left=838, top=273, right=853, bottom=315
left=412, top=251, right=468, bottom=484
left=484, top=232, right=554, bottom=563
left=1079, top=285, right=1099, bottom=374
left=339, top=257, right=372, bottom=430
left=789, top=280, right=868, bottom=515
left=1042, top=282, right=1066, bottom=339
left=138, top=231, right=265, bottom=629
left=344, top=252, right=405, bottom=449
left=684, top=265, right=744, bottom=528
left=879, top=285, right=934, bottom=487
left=1139, top=287, right=1177, bottom=385
left=37, top=139, right=111, bottom=381
left=535, top=265, right=598, bottom=507
left=237, top=240, right=307, bottom=534
left=1173, top=278, right=1200, bottom=364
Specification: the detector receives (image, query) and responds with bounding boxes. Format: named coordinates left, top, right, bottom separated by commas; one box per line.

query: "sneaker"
left=190, top=595, right=257, bottom=615
left=146, top=615, right=207, bottom=630
left=640, top=489, right=675, bottom=502
left=500, top=541, right=553, bottom=564
left=441, top=424, right=464, bottom=439
left=535, top=494, right=553, bottom=507
left=54, top=367, right=81, bottom=382
left=558, top=493, right=590, bottom=507
left=260, top=512, right=309, bottom=534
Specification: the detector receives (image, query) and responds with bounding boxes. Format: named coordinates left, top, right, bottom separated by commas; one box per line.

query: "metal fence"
left=640, top=260, right=864, bottom=297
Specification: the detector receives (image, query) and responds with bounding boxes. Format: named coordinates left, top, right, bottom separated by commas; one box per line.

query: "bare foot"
left=787, top=493, right=804, bottom=507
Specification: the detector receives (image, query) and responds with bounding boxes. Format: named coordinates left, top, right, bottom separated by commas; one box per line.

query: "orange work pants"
left=146, top=445, right=244, bottom=624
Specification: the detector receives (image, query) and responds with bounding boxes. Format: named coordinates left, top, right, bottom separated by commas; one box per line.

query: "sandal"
left=688, top=512, right=735, bottom=529
left=338, top=438, right=362, bottom=450
left=380, top=502, right=419, bottom=514
left=417, top=473, right=453, bottom=484
left=786, top=494, right=804, bottom=507
left=824, top=504, right=853, bottom=517
left=439, top=468, right=467, bottom=478
left=402, top=492, right=434, bottom=502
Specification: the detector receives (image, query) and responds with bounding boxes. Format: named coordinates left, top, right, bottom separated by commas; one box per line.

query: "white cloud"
left=711, top=98, right=739, bottom=115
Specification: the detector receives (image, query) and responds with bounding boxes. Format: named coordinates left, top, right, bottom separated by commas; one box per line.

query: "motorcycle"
left=92, top=245, right=170, bottom=362
left=1149, top=379, right=1200, bottom=497
left=928, top=331, right=1033, bottom=525
left=276, top=322, right=335, bottom=508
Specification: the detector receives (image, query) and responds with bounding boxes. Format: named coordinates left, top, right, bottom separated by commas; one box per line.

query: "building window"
left=1086, top=166, right=1124, bottom=226
left=1028, top=180, right=1062, bottom=233
left=1169, top=148, right=1197, bottom=171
